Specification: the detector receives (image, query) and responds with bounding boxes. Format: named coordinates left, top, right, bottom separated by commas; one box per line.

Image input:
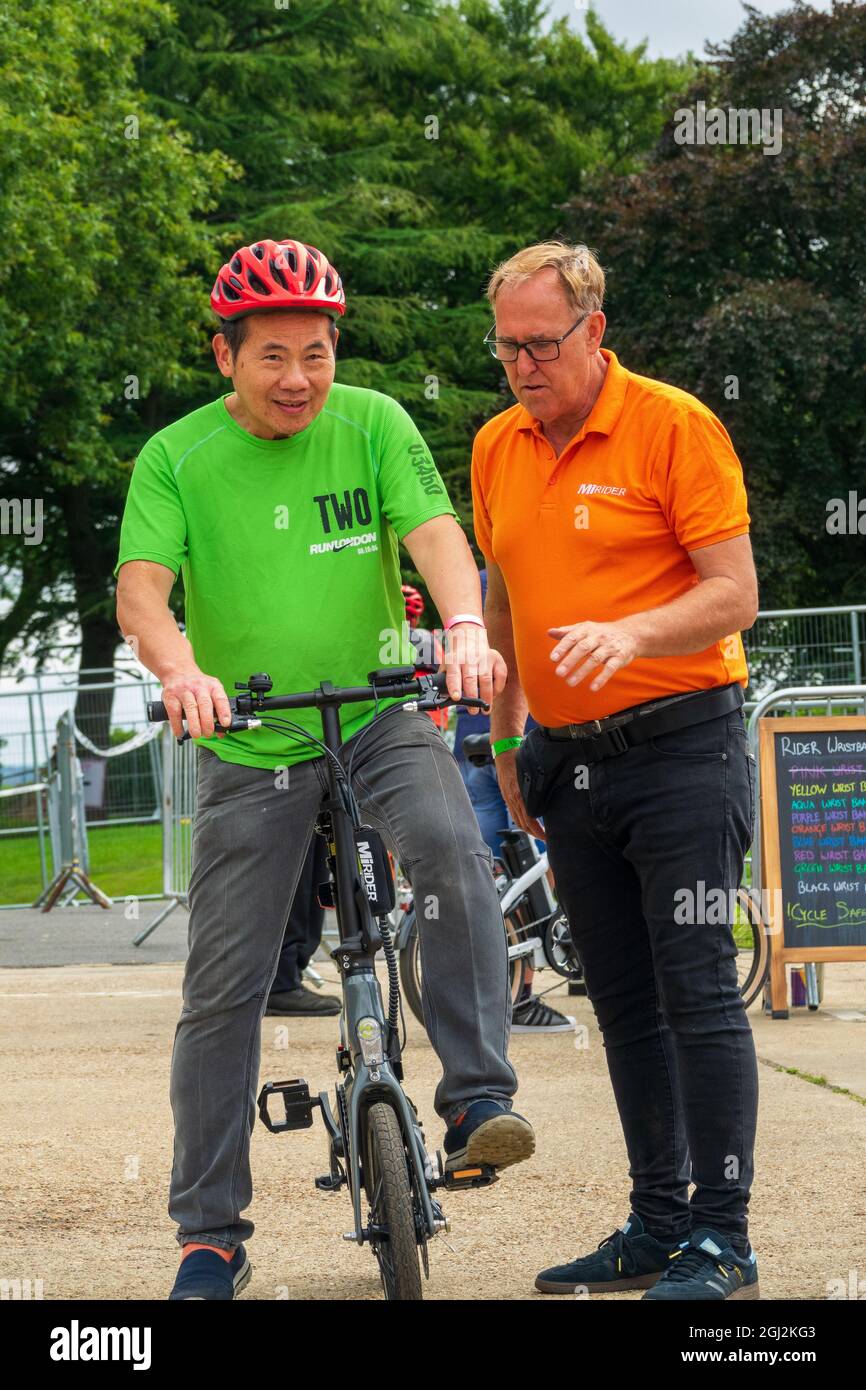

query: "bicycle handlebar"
left=147, top=667, right=488, bottom=733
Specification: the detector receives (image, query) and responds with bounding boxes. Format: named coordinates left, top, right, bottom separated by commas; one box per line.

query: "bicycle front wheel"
left=362, top=1102, right=423, bottom=1301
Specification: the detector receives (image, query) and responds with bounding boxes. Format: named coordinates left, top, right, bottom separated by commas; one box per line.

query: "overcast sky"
left=544, top=0, right=832, bottom=59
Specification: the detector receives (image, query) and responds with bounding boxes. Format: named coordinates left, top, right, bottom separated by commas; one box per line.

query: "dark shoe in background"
left=265, top=985, right=341, bottom=1017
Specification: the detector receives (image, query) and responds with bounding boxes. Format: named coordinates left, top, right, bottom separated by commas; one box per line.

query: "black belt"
left=540, top=683, right=744, bottom=761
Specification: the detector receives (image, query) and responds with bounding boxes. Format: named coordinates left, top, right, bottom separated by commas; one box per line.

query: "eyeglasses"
left=483, top=311, right=590, bottom=362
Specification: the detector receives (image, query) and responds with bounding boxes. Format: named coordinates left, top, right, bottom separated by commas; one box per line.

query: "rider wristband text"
left=491, top=736, right=524, bottom=758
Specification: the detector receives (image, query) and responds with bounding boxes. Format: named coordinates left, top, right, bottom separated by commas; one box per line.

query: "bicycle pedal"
left=436, top=1160, right=499, bottom=1191
left=257, top=1078, right=319, bottom=1132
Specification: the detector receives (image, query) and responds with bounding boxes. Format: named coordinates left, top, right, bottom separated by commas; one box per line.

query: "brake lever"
left=409, top=688, right=490, bottom=714
left=173, top=715, right=261, bottom=745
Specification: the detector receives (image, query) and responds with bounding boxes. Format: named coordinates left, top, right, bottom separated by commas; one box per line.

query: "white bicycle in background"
left=394, top=732, right=585, bottom=1026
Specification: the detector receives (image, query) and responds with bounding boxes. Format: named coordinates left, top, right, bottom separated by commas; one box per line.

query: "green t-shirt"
left=115, top=385, right=457, bottom=769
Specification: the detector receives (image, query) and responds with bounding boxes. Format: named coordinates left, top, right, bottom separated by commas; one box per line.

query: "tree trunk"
left=59, top=485, right=121, bottom=750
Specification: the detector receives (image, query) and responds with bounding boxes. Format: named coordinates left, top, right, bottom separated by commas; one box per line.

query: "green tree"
left=0, top=0, right=234, bottom=739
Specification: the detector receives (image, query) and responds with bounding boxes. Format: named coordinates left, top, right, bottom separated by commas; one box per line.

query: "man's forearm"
left=485, top=600, right=530, bottom=739
left=117, top=590, right=197, bottom=683
left=402, top=516, right=484, bottom=622
left=620, top=576, right=753, bottom=659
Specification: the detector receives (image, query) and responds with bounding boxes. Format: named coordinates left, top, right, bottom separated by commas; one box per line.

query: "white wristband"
left=444, top=614, right=485, bottom=631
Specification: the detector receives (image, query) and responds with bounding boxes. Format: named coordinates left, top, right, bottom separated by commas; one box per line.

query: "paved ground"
left=1, top=904, right=864, bottom=1301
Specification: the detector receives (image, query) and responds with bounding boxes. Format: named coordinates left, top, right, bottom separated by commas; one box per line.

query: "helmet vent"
left=230, top=254, right=242, bottom=273
left=251, top=243, right=265, bottom=260
left=246, top=269, right=271, bottom=295
left=304, top=256, right=317, bottom=290
left=269, top=257, right=287, bottom=290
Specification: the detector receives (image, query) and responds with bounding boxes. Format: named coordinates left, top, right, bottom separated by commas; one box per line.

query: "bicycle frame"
left=314, top=698, right=441, bottom=1243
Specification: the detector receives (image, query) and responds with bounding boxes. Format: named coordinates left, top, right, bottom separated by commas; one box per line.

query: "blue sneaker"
left=536, top=1212, right=681, bottom=1293
left=641, top=1228, right=759, bottom=1301
left=169, top=1244, right=252, bottom=1300
left=443, top=1100, right=535, bottom=1174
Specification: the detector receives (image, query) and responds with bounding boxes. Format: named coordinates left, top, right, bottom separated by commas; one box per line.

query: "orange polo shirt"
left=471, top=348, right=750, bottom=727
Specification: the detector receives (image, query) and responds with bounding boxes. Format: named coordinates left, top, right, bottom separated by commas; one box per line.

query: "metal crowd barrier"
left=743, top=605, right=865, bottom=693
left=134, top=727, right=197, bottom=945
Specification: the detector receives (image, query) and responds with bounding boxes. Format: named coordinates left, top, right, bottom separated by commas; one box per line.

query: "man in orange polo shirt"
left=472, top=241, right=761, bottom=1303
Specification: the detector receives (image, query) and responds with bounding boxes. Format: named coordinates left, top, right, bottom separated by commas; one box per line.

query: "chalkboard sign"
left=759, top=717, right=866, bottom=1015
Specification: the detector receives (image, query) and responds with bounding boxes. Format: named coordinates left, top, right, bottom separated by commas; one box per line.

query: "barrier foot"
left=35, top=858, right=112, bottom=913
left=133, top=895, right=187, bottom=947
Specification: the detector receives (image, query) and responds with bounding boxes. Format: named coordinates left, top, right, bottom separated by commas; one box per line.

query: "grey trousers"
left=168, top=708, right=517, bottom=1248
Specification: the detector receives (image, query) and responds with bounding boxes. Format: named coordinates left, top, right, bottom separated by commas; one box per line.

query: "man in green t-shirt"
left=115, top=238, right=534, bottom=1300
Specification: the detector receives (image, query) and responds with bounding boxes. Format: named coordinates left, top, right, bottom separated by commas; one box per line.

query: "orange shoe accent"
left=180, top=1242, right=235, bottom=1263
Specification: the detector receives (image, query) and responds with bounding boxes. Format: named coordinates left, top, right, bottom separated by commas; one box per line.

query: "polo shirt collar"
left=515, top=348, right=628, bottom=442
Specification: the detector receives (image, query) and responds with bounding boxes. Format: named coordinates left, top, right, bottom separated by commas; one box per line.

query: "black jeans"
left=539, top=706, right=758, bottom=1252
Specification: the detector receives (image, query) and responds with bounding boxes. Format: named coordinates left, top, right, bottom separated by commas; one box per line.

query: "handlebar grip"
left=147, top=700, right=168, bottom=722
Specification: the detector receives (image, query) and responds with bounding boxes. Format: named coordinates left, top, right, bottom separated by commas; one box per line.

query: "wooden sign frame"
left=759, top=716, right=866, bottom=1017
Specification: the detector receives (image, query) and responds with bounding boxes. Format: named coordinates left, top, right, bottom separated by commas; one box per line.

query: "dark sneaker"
left=265, top=986, right=341, bottom=1017
left=511, top=996, right=576, bottom=1033
left=169, top=1244, right=251, bottom=1300
left=443, top=1100, right=535, bottom=1174
left=535, top=1213, right=681, bottom=1293
left=641, top=1228, right=759, bottom=1301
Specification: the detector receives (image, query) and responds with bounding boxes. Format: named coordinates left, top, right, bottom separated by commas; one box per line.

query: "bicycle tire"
left=362, top=1102, right=423, bottom=1301
left=397, top=907, right=526, bottom=1027
left=734, top=885, right=770, bottom=1009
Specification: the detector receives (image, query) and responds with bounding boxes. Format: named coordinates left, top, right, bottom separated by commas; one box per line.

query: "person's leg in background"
left=459, top=758, right=509, bottom=860
left=266, top=833, right=340, bottom=1017
left=459, top=758, right=574, bottom=1033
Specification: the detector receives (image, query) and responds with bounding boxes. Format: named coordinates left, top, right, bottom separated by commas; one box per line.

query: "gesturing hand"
left=548, top=620, right=639, bottom=693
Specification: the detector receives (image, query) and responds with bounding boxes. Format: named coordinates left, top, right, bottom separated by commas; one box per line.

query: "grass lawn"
left=0, top=821, right=164, bottom=905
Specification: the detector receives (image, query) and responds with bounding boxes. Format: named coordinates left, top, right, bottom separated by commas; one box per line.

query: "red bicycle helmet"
left=402, top=584, right=425, bottom=620
left=211, top=238, right=346, bottom=320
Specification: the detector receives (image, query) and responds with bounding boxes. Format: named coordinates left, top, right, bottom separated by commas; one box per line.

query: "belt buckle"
left=574, top=719, right=603, bottom=738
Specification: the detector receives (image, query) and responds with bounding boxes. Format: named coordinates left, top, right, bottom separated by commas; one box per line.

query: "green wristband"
left=491, top=736, right=523, bottom=759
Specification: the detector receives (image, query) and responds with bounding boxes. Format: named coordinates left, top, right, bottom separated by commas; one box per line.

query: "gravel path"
left=2, top=953, right=864, bottom=1301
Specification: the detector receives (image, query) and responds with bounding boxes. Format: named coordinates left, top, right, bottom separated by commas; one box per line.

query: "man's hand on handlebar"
left=441, top=623, right=506, bottom=713
left=159, top=667, right=232, bottom=741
